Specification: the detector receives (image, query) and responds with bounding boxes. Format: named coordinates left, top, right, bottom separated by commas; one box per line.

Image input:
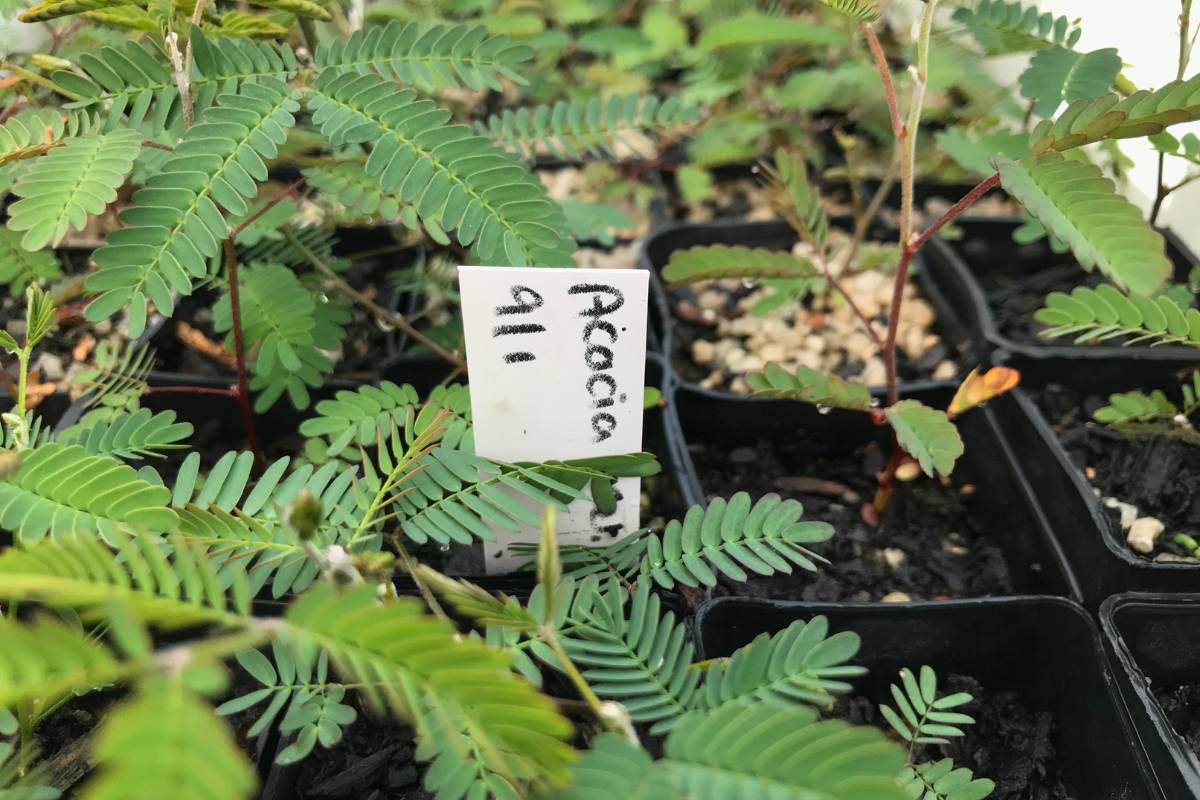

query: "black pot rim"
left=1012, top=387, right=1200, bottom=573
left=925, top=215, right=1200, bottom=364
left=1100, top=591, right=1200, bottom=794
left=640, top=216, right=952, bottom=400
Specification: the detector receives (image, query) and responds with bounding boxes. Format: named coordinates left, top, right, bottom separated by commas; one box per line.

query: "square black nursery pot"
left=668, top=380, right=1081, bottom=602
left=922, top=216, right=1200, bottom=387
left=1101, top=593, right=1200, bottom=799
left=638, top=218, right=973, bottom=400
left=695, top=596, right=1158, bottom=800
left=989, top=364, right=1200, bottom=606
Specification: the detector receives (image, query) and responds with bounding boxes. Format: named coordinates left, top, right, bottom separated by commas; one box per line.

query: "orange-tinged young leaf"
left=948, top=367, right=1021, bottom=418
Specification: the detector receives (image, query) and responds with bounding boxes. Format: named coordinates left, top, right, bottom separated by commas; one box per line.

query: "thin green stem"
left=15, top=348, right=28, bottom=418
left=898, top=0, right=938, bottom=249
left=541, top=627, right=622, bottom=734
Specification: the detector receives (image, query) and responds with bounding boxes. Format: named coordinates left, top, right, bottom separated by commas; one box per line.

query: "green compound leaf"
left=306, top=68, right=575, bottom=267
left=637, top=492, right=834, bottom=589
left=885, top=400, right=964, bottom=478
left=661, top=244, right=819, bottom=284
left=746, top=362, right=874, bottom=411
left=84, top=79, right=301, bottom=336
left=995, top=153, right=1171, bottom=296
left=1019, top=46, right=1121, bottom=118
left=952, top=0, right=1081, bottom=54
left=1033, top=284, right=1200, bottom=347
left=7, top=130, right=141, bottom=250
left=819, top=0, right=881, bottom=22
left=1029, top=74, right=1200, bottom=154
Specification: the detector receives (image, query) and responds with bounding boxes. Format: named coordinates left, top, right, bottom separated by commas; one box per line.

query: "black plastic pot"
left=988, top=374, right=1200, bottom=605
left=922, top=217, right=1200, bottom=386
left=696, top=596, right=1158, bottom=800
left=669, top=380, right=1081, bottom=601
left=639, top=218, right=973, bottom=400
left=1101, top=593, right=1200, bottom=798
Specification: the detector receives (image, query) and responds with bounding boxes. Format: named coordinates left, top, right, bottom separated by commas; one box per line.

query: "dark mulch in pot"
left=1152, top=682, right=1200, bottom=758
left=289, top=713, right=430, bottom=800
left=689, top=434, right=1013, bottom=601
left=838, top=674, right=1074, bottom=800
left=1035, top=384, right=1200, bottom=562
left=31, top=689, right=115, bottom=795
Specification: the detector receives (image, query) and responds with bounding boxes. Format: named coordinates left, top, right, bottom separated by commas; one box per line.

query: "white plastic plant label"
left=458, top=266, right=649, bottom=573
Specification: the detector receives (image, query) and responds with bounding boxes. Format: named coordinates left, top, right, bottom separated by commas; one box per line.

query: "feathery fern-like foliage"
left=0, top=108, right=99, bottom=166
left=71, top=341, right=155, bottom=412
left=636, top=492, right=833, bottom=589
left=56, top=408, right=193, bottom=460
left=315, top=20, right=533, bottom=91
left=1028, top=73, right=1200, bottom=154
left=218, top=643, right=356, bottom=765
left=6, top=130, right=141, bottom=250
left=766, top=149, right=828, bottom=247
left=299, top=381, right=471, bottom=460
left=55, top=31, right=300, bottom=128
left=554, top=701, right=907, bottom=800
left=0, top=230, right=61, bottom=293
left=171, top=451, right=364, bottom=598
left=819, top=0, right=881, bottom=23
left=902, top=759, right=995, bottom=800
left=0, top=615, right=121, bottom=708
left=952, top=0, right=1081, bottom=54
left=84, top=79, right=301, bottom=336
left=213, top=262, right=347, bottom=411
left=84, top=678, right=257, bottom=800
left=994, top=153, right=1172, bottom=296
left=302, top=162, right=409, bottom=223
left=661, top=244, right=819, bottom=284
left=0, top=443, right=178, bottom=543
left=393, top=450, right=656, bottom=546
left=1034, top=284, right=1200, bottom=347
left=1093, top=371, right=1200, bottom=425
left=307, top=69, right=574, bottom=267
left=0, top=532, right=252, bottom=627
left=481, top=95, right=695, bottom=161
left=880, top=667, right=976, bottom=746
left=281, top=583, right=575, bottom=789
left=886, top=400, right=964, bottom=478
left=558, top=578, right=699, bottom=733
left=746, top=362, right=875, bottom=409
left=1019, top=46, right=1121, bottom=118
left=697, top=616, right=864, bottom=710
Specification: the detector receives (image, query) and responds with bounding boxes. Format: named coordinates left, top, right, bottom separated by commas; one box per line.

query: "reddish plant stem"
left=862, top=23, right=903, bottom=139
left=222, top=237, right=265, bottom=468
left=882, top=171, right=1000, bottom=407
left=230, top=177, right=307, bottom=238
left=145, top=385, right=236, bottom=397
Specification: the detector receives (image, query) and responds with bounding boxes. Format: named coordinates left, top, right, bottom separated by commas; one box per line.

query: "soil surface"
left=1153, top=682, right=1200, bottom=757
left=288, top=709, right=431, bottom=800
left=690, top=435, right=1013, bottom=601
left=1035, top=384, right=1200, bottom=562
left=838, top=674, right=1075, bottom=800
